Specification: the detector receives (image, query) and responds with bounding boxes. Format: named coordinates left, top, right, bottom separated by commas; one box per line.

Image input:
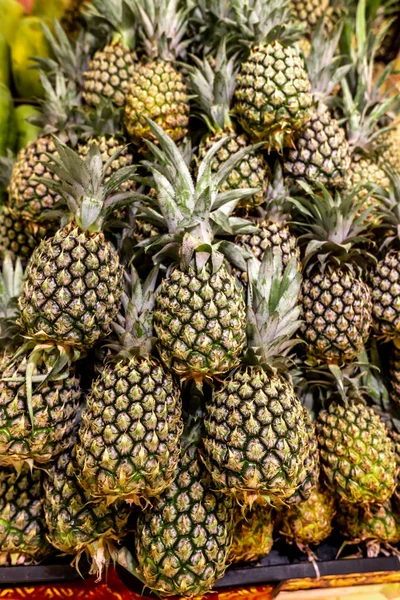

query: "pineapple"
left=187, top=42, right=268, bottom=212
left=203, top=250, right=311, bottom=504
left=44, top=446, right=130, bottom=579
left=232, top=0, right=313, bottom=151
left=389, top=344, right=400, bottom=405
left=0, top=466, right=52, bottom=565
left=229, top=504, right=274, bottom=563
left=377, top=120, right=400, bottom=175
left=0, top=206, right=48, bottom=261
left=134, top=444, right=233, bottom=597
left=289, top=0, right=329, bottom=30
left=75, top=267, right=183, bottom=503
left=18, top=140, right=135, bottom=351
left=283, top=23, right=350, bottom=190
left=336, top=500, right=400, bottom=557
left=278, top=485, right=335, bottom=548
left=295, top=184, right=373, bottom=364
left=123, top=0, right=190, bottom=145
left=317, top=384, right=397, bottom=505
left=82, top=0, right=136, bottom=108
left=141, top=121, right=258, bottom=382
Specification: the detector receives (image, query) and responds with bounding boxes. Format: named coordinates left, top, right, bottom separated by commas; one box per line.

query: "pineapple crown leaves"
left=371, top=169, right=400, bottom=250
left=229, top=0, right=304, bottom=47
left=76, top=101, right=126, bottom=140
left=188, top=0, right=235, bottom=55
left=186, top=40, right=238, bottom=132
left=245, top=248, right=302, bottom=369
left=133, top=0, right=193, bottom=61
left=0, top=153, right=15, bottom=191
left=40, top=137, right=137, bottom=232
left=139, top=119, right=260, bottom=272
left=258, top=160, right=292, bottom=222
left=83, top=0, right=136, bottom=49
left=108, top=266, right=159, bottom=357
left=290, top=182, right=376, bottom=274
left=33, top=20, right=94, bottom=87
left=0, top=255, right=24, bottom=349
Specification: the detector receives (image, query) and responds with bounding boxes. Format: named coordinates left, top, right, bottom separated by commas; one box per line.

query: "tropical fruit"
left=0, top=34, right=10, bottom=87
left=76, top=267, right=183, bottom=503
left=134, top=445, right=233, bottom=597
left=229, top=505, right=274, bottom=563
left=0, top=0, right=25, bottom=47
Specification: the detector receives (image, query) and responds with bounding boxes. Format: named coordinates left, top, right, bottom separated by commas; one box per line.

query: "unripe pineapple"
left=203, top=251, right=311, bottom=504
left=44, top=446, right=130, bottom=579
left=187, top=45, right=268, bottom=212
left=0, top=466, right=52, bottom=565
left=286, top=407, right=320, bottom=504
left=134, top=445, right=234, bottom=597
left=76, top=267, right=183, bottom=503
left=317, top=398, right=397, bottom=504
left=141, top=121, right=256, bottom=381
left=123, top=0, right=190, bottom=145
left=229, top=504, right=274, bottom=563
left=278, top=485, right=335, bottom=547
left=18, top=140, right=136, bottom=351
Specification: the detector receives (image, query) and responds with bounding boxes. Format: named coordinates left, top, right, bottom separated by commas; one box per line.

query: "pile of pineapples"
left=0, top=0, right=400, bottom=596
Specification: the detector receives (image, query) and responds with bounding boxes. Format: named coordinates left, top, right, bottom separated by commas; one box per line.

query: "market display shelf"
left=0, top=556, right=89, bottom=586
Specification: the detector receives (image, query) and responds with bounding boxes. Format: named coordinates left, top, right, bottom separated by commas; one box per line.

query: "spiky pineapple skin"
left=0, top=206, right=48, bottom=260
left=377, top=122, right=400, bottom=174
left=337, top=500, right=400, bottom=546
left=153, top=263, right=246, bottom=380
left=234, top=42, right=312, bottom=150
left=124, top=60, right=189, bottom=145
left=0, top=466, right=51, bottom=565
left=279, top=487, right=335, bottom=545
left=8, top=136, right=60, bottom=222
left=229, top=504, right=273, bottom=563
left=18, top=223, right=124, bottom=350
left=316, top=401, right=397, bottom=504
left=197, top=131, right=268, bottom=210
left=290, top=0, right=329, bottom=28
left=389, top=344, right=400, bottom=405
left=0, top=353, right=80, bottom=466
left=300, top=269, right=372, bottom=364
left=75, top=356, right=182, bottom=502
left=83, top=43, right=135, bottom=108
left=44, top=449, right=130, bottom=558
left=285, top=408, right=319, bottom=504
left=135, top=448, right=233, bottom=597
left=203, top=366, right=309, bottom=503
left=347, top=154, right=391, bottom=200
left=371, top=251, right=400, bottom=341
left=283, top=109, right=350, bottom=189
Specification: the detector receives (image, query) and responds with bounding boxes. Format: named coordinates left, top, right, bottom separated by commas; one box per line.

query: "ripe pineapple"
left=142, top=121, right=258, bottom=381
left=284, top=24, right=350, bottom=190
left=18, top=140, right=136, bottom=351
left=295, top=184, right=373, bottom=364
left=134, top=444, right=233, bottom=597
left=278, top=485, right=335, bottom=548
left=289, top=0, right=329, bottom=29
left=336, top=500, right=400, bottom=557
left=82, top=0, right=136, bottom=107
left=187, top=42, right=268, bottom=212
left=75, top=267, right=183, bottom=503
left=377, top=120, right=400, bottom=175
left=0, top=466, right=52, bottom=565
left=229, top=504, right=274, bottom=563
left=232, top=0, right=313, bottom=151
left=0, top=206, right=48, bottom=261
left=317, top=391, right=397, bottom=505
left=44, top=446, right=130, bottom=579
left=123, top=0, right=190, bottom=145
left=203, top=250, right=311, bottom=504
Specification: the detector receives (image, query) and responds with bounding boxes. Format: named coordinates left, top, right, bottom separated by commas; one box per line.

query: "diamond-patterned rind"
left=290, top=0, right=330, bottom=27
left=135, top=450, right=233, bottom=597
left=18, top=224, right=124, bottom=349
left=316, top=401, right=397, bottom=504
left=278, top=487, right=335, bottom=545
left=337, top=500, right=400, bottom=544
left=124, top=60, right=189, bottom=145
left=203, top=366, right=309, bottom=501
left=75, top=356, right=182, bottom=501
left=229, top=505, right=273, bottom=563
left=83, top=43, right=135, bottom=108
left=300, top=269, right=372, bottom=363
left=371, top=251, right=400, bottom=340
left=154, top=264, right=246, bottom=379
left=234, top=42, right=312, bottom=150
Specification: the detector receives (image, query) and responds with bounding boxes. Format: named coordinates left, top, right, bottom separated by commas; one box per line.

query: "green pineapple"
left=123, top=0, right=191, bottom=145
left=44, top=446, right=130, bottom=579
left=187, top=42, right=268, bottom=212
left=295, top=184, right=373, bottom=364
left=75, top=267, right=183, bottom=503
left=133, top=443, right=233, bottom=597
left=232, top=0, right=313, bottom=151
left=229, top=504, right=274, bottom=563
left=289, top=0, right=330, bottom=30
left=18, top=140, right=135, bottom=351
left=0, top=466, right=52, bottom=565
left=141, top=120, right=258, bottom=381
left=203, top=249, right=311, bottom=504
